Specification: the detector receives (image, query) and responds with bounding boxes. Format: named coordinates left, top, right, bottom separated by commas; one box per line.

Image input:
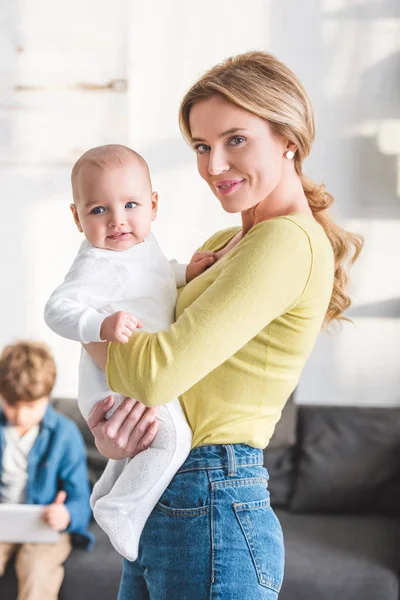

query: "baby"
left=44, top=144, right=215, bottom=560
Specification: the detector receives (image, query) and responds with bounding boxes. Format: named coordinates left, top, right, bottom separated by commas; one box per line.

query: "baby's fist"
left=186, top=251, right=217, bottom=282
left=100, top=311, right=143, bottom=343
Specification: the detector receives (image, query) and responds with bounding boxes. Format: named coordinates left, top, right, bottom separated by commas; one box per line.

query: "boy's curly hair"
left=0, top=341, right=56, bottom=406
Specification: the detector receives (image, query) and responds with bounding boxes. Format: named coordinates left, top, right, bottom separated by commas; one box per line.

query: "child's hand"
left=100, top=312, right=143, bottom=343
left=186, top=251, right=217, bottom=282
left=42, top=491, right=70, bottom=532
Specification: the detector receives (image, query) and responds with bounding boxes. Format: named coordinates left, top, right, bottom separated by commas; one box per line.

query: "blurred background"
left=0, top=0, right=399, bottom=404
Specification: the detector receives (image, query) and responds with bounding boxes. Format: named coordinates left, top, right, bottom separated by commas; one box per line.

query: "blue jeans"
left=118, top=444, right=285, bottom=600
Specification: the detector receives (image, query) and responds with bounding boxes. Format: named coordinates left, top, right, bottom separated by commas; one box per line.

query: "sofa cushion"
left=264, top=395, right=297, bottom=508
left=60, top=524, right=123, bottom=600
left=290, top=406, right=400, bottom=513
left=278, top=510, right=400, bottom=600
left=268, top=394, right=297, bottom=449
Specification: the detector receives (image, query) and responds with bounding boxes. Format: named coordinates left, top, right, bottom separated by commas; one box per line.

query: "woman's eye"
left=194, top=144, right=210, bottom=155
left=91, top=206, right=105, bottom=215
left=228, top=136, right=246, bottom=146
left=125, top=202, right=138, bottom=209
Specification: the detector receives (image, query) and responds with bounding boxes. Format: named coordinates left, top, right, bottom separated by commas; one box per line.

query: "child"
left=44, top=144, right=215, bottom=561
left=0, top=341, right=93, bottom=600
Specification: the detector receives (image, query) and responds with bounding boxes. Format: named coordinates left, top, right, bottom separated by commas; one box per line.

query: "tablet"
left=0, top=504, right=60, bottom=543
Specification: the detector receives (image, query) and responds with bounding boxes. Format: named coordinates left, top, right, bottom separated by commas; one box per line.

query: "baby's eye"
left=91, top=206, right=105, bottom=215
left=125, top=202, right=138, bottom=209
left=228, top=136, right=246, bottom=146
left=194, top=144, right=211, bottom=155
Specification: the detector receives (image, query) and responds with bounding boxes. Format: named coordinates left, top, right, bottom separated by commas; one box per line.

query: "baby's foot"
left=93, top=496, right=142, bottom=561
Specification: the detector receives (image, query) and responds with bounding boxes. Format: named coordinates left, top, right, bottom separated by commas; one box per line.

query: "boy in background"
left=0, top=341, right=93, bottom=600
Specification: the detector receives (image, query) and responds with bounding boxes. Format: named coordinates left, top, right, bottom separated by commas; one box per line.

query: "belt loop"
left=224, top=444, right=236, bottom=477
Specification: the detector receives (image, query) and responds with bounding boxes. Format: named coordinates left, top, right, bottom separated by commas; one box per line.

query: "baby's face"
left=71, top=160, right=157, bottom=251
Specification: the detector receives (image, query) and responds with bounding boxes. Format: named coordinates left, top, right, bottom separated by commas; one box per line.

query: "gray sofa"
left=1, top=397, right=400, bottom=599
left=265, top=401, right=400, bottom=600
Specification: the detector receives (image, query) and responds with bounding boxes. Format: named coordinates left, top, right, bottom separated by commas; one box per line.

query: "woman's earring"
left=285, top=150, right=295, bottom=160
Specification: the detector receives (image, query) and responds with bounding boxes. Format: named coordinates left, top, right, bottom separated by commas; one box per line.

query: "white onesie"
left=44, top=233, right=192, bottom=560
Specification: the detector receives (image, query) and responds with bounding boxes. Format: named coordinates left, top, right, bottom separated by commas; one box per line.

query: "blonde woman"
left=85, top=51, right=363, bottom=599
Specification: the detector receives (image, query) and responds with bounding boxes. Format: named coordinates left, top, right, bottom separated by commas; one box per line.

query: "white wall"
left=0, top=0, right=130, bottom=396
left=0, top=0, right=399, bottom=405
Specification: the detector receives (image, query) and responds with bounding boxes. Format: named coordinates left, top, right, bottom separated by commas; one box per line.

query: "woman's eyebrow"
left=191, top=127, right=247, bottom=143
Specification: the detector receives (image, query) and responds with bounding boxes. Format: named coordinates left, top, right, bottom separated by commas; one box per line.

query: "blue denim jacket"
left=0, top=404, right=94, bottom=549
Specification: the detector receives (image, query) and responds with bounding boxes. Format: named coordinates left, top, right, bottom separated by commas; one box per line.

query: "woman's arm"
left=87, top=395, right=159, bottom=460
left=107, top=218, right=314, bottom=407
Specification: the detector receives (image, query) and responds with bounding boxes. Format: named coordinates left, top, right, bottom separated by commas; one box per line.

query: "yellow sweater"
left=107, top=214, right=334, bottom=449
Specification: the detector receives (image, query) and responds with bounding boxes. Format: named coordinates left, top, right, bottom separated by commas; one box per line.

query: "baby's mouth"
left=107, top=232, right=131, bottom=240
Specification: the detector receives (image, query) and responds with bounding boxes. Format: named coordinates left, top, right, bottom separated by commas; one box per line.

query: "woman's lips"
left=215, top=179, right=244, bottom=196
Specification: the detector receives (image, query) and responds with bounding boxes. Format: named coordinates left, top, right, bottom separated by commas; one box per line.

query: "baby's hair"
left=71, top=144, right=151, bottom=202
left=0, top=341, right=56, bottom=406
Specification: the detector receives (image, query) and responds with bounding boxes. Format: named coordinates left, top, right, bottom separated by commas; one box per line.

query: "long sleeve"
left=44, top=246, right=124, bottom=344
left=107, top=218, right=313, bottom=406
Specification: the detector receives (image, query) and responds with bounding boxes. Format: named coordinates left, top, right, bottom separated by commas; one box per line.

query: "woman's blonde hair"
left=179, top=51, right=363, bottom=325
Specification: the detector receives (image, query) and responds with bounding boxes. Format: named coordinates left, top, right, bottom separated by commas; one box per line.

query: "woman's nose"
left=207, top=149, right=230, bottom=176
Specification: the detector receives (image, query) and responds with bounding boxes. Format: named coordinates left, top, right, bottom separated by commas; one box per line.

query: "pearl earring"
left=285, top=150, right=295, bottom=160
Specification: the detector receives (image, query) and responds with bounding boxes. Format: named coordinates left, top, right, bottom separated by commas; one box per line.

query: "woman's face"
left=189, top=95, right=288, bottom=214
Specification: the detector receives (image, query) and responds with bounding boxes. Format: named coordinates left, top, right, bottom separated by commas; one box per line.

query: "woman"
left=86, top=51, right=363, bottom=599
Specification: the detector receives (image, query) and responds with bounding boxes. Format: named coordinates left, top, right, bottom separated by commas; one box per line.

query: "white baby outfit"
left=44, top=234, right=192, bottom=560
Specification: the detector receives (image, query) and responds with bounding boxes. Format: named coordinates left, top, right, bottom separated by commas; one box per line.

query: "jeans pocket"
left=233, top=498, right=284, bottom=592
left=155, top=470, right=210, bottom=517
left=155, top=502, right=209, bottom=517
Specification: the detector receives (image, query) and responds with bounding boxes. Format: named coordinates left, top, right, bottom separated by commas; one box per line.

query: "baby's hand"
left=100, top=311, right=143, bottom=343
left=186, top=251, right=217, bottom=282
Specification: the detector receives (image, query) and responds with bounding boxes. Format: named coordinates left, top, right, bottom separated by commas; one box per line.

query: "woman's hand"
left=84, top=341, right=109, bottom=370
left=87, top=396, right=159, bottom=460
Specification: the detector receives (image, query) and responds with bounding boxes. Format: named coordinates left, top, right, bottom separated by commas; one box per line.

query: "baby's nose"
left=109, top=212, right=126, bottom=226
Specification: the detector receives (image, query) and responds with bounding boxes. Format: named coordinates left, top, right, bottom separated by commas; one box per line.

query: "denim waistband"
left=177, top=444, right=264, bottom=476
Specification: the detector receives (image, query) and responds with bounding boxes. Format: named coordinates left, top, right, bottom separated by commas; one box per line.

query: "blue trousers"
left=118, top=444, right=285, bottom=599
